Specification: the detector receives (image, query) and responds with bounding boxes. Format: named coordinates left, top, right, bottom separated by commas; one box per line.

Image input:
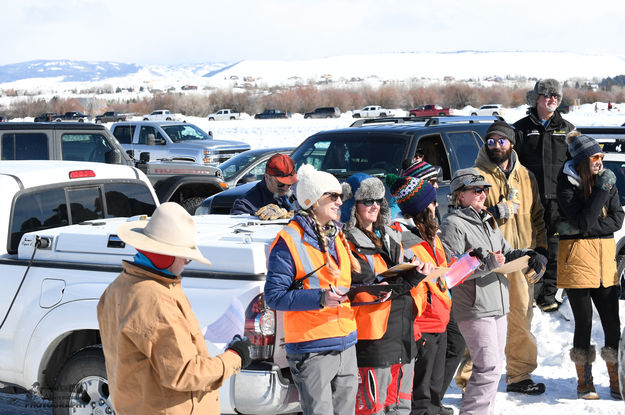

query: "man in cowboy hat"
left=97, top=202, right=251, bottom=415
left=231, top=153, right=298, bottom=220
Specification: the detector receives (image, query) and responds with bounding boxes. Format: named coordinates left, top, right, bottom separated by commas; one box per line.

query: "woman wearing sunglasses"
left=264, top=164, right=362, bottom=415
left=339, top=173, right=433, bottom=415
left=556, top=131, right=624, bottom=400
left=441, top=168, right=544, bottom=415
left=389, top=175, right=455, bottom=415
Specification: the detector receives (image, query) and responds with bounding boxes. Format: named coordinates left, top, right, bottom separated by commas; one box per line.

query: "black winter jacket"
left=513, top=108, right=575, bottom=206
left=346, top=226, right=421, bottom=368
left=231, top=178, right=294, bottom=215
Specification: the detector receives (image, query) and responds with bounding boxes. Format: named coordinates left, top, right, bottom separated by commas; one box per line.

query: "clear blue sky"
left=3, top=0, right=624, bottom=66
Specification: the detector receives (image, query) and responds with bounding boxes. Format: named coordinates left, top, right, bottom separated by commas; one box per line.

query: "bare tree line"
left=2, top=82, right=625, bottom=119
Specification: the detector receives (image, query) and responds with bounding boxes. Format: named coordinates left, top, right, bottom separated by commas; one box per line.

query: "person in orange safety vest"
left=340, top=173, right=433, bottom=415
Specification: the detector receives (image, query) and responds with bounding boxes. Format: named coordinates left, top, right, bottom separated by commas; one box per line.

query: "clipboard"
left=492, top=255, right=530, bottom=274
left=345, top=284, right=399, bottom=306
left=377, top=263, right=449, bottom=283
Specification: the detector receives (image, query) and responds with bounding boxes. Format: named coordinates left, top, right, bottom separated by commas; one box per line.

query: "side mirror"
left=126, top=149, right=135, bottom=159
left=146, top=133, right=156, bottom=146
left=109, top=150, right=122, bottom=165
left=140, top=152, right=150, bottom=163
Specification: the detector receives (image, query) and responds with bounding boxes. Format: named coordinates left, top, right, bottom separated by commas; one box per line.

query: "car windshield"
left=161, top=124, right=212, bottom=142
left=218, top=151, right=266, bottom=181
left=291, top=132, right=410, bottom=178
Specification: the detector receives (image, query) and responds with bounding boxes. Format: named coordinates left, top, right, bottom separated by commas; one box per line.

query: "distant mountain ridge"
left=1, top=52, right=625, bottom=87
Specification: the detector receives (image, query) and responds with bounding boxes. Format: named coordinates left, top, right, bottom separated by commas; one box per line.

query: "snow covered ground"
left=2, top=105, right=625, bottom=414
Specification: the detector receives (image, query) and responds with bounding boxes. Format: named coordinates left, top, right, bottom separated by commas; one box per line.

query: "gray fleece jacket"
left=441, top=206, right=526, bottom=322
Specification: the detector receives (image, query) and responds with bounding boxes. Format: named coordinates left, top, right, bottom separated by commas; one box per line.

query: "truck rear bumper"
left=232, top=364, right=300, bottom=414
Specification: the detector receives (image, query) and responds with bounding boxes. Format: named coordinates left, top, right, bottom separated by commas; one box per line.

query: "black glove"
left=468, top=247, right=485, bottom=262
left=405, top=267, right=427, bottom=287
left=526, top=250, right=548, bottom=283
left=534, top=247, right=549, bottom=259
left=226, top=334, right=252, bottom=368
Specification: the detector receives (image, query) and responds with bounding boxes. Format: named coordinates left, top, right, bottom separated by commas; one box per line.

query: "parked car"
left=34, top=112, right=59, bottom=122
left=409, top=104, right=454, bottom=117
left=0, top=114, right=7, bottom=122
left=198, top=116, right=499, bottom=214
left=351, top=105, right=395, bottom=118
left=254, top=109, right=291, bottom=119
left=110, top=121, right=250, bottom=165
left=471, top=104, right=504, bottom=116
left=212, top=146, right=296, bottom=189
left=95, top=111, right=129, bottom=123
left=207, top=109, right=243, bottom=121
left=54, top=111, right=91, bottom=122
left=142, top=109, right=182, bottom=121
left=304, top=107, right=341, bottom=119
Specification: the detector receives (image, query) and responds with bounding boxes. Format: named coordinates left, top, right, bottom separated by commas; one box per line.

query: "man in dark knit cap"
left=514, top=79, right=575, bottom=312
left=473, top=120, right=549, bottom=395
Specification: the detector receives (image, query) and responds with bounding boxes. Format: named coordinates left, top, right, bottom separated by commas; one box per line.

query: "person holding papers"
left=389, top=175, right=455, bottom=415
left=441, top=168, right=546, bottom=415
left=340, top=173, right=433, bottom=415
left=264, top=164, right=362, bottom=415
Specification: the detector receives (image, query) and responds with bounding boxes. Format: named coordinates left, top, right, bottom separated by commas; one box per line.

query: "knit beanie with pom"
left=295, top=164, right=342, bottom=209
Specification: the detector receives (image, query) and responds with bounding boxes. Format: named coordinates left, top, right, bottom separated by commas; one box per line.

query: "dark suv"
left=304, top=107, right=341, bottom=119
left=198, top=116, right=500, bottom=214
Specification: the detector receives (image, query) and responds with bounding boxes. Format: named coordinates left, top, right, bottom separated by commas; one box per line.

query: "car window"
left=604, top=160, right=625, bottom=205
left=138, top=126, right=164, bottom=144
left=415, top=133, right=450, bottom=180
left=1, top=133, right=49, bottom=160
left=8, top=182, right=157, bottom=254
left=112, top=125, right=135, bottom=144
left=61, top=133, right=115, bottom=163
left=446, top=130, right=483, bottom=174
left=219, top=152, right=260, bottom=181
left=291, top=133, right=409, bottom=177
left=161, top=124, right=211, bottom=142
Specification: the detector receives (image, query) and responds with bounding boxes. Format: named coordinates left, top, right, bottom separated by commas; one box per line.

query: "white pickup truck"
left=207, top=109, right=243, bottom=121
left=142, top=109, right=183, bottom=121
left=351, top=105, right=395, bottom=118
left=0, top=160, right=299, bottom=414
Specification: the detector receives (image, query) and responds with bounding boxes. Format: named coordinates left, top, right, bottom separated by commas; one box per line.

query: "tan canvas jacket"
left=97, top=261, right=241, bottom=415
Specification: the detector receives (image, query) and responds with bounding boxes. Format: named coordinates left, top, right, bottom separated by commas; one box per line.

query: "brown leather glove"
left=255, top=203, right=289, bottom=220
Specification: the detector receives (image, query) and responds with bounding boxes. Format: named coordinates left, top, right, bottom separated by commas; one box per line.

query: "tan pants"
left=454, top=270, right=537, bottom=388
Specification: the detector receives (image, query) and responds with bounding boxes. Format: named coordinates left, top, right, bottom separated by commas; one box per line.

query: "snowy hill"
left=1, top=51, right=624, bottom=92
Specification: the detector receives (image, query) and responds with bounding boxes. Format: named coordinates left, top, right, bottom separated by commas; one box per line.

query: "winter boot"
left=601, top=346, right=622, bottom=400
left=570, top=346, right=600, bottom=400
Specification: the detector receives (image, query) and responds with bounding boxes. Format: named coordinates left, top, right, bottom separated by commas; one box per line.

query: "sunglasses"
left=486, top=138, right=509, bottom=147
left=542, top=93, right=560, bottom=99
left=590, top=153, right=605, bottom=162
left=358, top=198, right=384, bottom=207
left=272, top=175, right=293, bottom=188
left=464, top=187, right=488, bottom=194
left=324, top=192, right=342, bottom=201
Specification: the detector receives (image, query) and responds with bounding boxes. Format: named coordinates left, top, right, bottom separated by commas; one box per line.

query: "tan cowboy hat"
left=117, top=202, right=211, bottom=266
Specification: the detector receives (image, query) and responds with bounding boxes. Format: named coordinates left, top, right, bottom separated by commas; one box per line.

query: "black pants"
left=439, top=311, right=465, bottom=402
left=535, top=200, right=560, bottom=305
left=566, top=285, right=621, bottom=349
left=411, top=331, right=446, bottom=415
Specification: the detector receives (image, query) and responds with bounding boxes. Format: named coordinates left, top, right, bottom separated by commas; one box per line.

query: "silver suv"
left=110, top=121, right=250, bottom=165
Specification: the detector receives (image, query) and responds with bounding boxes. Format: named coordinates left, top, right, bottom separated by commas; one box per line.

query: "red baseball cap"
left=265, top=153, right=298, bottom=185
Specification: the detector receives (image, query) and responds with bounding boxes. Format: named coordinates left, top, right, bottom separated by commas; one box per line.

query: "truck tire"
left=492, top=112, right=499, bottom=116
left=53, top=347, right=113, bottom=415
left=471, top=112, right=477, bottom=116
left=143, top=118, right=149, bottom=121
left=380, top=113, right=387, bottom=117
left=352, top=114, right=360, bottom=118
left=166, top=117, right=172, bottom=121
left=180, top=197, right=206, bottom=215
left=209, top=117, right=215, bottom=121
left=230, top=117, right=235, bottom=120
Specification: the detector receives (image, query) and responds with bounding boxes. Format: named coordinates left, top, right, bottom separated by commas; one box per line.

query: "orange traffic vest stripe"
left=275, top=222, right=356, bottom=343
left=407, top=236, right=452, bottom=310
left=349, top=242, right=392, bottom=340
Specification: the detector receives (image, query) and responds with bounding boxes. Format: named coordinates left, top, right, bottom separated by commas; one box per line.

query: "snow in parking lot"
left=2, top=105, right=625, bottom=414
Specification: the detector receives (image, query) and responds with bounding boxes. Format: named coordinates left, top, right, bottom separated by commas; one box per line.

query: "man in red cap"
left=231, top=153, right=298, bottom=219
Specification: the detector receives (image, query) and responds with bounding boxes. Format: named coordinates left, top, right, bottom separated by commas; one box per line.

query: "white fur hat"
left=296, top=164, right=342, bottom=209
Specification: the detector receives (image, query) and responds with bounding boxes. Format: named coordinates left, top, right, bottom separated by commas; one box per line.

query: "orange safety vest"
left=349, top=242, right=393, bottom=341
left=272, top=222, right=356, bottom=343
left=407, top=235, right=452, bottom=312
